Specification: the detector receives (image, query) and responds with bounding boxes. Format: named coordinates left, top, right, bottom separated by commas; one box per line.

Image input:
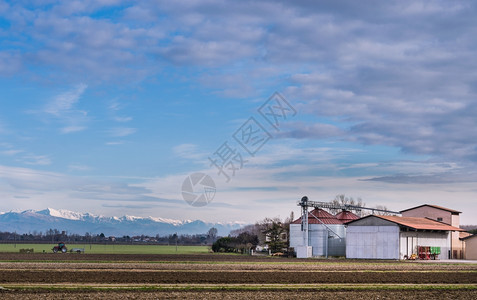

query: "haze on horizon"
left=1, top=1, right=477, bottom=225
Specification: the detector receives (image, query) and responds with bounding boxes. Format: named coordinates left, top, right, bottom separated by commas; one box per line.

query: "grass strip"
left=1, top=259, right=476, bottom=267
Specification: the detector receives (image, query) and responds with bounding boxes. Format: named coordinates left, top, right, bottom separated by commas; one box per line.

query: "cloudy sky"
left=1, top=0, right=477, bottom=224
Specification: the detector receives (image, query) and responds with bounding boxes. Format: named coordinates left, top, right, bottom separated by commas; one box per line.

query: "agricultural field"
left=0, top=243, right=209, bottom=254
left=0, top=252, right=476, bottom=299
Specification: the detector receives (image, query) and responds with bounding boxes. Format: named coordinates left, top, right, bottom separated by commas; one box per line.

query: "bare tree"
left=366, top=205, right=391, bottom=216
left=329, top=194, right=366, bottom=216
left=207, top=227, right=218, bottom=243
left=230, top=224, right=262, bottom=238
left=258, top=217, right=286, bottom=253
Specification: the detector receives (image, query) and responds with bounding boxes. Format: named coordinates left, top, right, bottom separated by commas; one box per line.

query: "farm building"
left=336, top=210, right=360, bottom=223
left=346, top=215, right=464, bottom=260
left=460, top=234, right=477, bottom=260
left=401, top=204, right=463, bottom=258
left=289, top=209, right=359, bottom=258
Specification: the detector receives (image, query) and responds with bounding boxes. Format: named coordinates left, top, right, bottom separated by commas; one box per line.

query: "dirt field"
left=0, top=253, right=476, bottom=299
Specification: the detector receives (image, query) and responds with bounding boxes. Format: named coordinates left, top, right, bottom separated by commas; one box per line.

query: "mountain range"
left=0, top=208, right=244, bottom=237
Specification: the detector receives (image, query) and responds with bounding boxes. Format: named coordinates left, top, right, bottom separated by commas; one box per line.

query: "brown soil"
left=0, top=253, right=475, bottom=299
left=0, top=269, right=475, bottom=284
left=1, top=290, right=477, bottom=300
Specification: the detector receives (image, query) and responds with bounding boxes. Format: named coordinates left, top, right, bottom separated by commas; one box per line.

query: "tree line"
left=0, top=227, right=220, bottom=245
left=212, top=215, right=294, bottom=254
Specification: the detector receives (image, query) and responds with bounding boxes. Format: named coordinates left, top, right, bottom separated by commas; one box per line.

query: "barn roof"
left=347, top=215, right=464, bottom=231
left=460, top=234, right=477, bottom=241
left=400, top=204, right=461, bottom=214
left=335, top=210, right=360, bottom=223
left=291, top=208, right=343, bottom=225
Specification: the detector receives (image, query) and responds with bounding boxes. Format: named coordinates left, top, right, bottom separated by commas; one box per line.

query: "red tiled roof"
left=461, top=234, right=477, bottom=241
left=291, top=208, right=343, bottom=225
left=400, top=204, right=461, bottom=214
left=335, top=210, right=360, bottom=223
left=374, top=215, right=464, bottom=231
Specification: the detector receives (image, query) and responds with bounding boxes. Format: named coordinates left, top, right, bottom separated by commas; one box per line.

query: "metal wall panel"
left=289, top=223, right=346, bottom=257
left=289, top=224, right=305, bottom=248
left=346, top=225, right=400, bottom=259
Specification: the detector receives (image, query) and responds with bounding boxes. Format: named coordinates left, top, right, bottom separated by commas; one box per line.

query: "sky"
left=1, top=0, right=477, bottom=225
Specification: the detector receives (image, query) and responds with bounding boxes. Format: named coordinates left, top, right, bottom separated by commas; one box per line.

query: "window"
left=437, top=217, right=443, bottom=222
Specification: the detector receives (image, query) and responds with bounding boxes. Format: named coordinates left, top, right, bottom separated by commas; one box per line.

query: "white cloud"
left=0, top=120, right=8, bottom=135
left=61, top=126, right=87, bottom=134
left=159, top=37, right=257, bottom=66
left=114, top=116, right=133, bottom=122
left=0, top=164, right=177, bottom=216
left=108, top=100, right=133, bottom=123
left=135, top=155, right=477, bottom=224
left=20, top=155, right=52, bottom=166
left=45, top=84, right=87, bottom=116
left=38, top=84, right=89, bottom=134
left=0, top=52, right=22, bottom=75
left=108, top=127, right=136, bottom=137
left=105, top=141, right=125, bottom=146
left=1, top=149, right=24, bottom=156
left=68, top=164, right=92, bottom=171
left=0, top=143, right=24, bottom=156
left=279, top=122, right=344, bottom=139
left=173, top=143, right=207, bottom=160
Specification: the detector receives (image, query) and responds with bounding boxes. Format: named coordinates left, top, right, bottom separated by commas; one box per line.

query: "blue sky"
left=1, top=0, right=477, bottom=224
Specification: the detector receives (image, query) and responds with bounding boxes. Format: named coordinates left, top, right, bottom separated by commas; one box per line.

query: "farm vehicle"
left=52, top=242, right=67, bottom=253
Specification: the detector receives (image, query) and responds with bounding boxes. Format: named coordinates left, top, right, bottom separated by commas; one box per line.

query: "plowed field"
left=0, top=253, right=476, bottom=299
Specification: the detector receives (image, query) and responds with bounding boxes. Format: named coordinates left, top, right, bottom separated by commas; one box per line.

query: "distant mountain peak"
left=0, top=208, right=243, bottom=236
left=36, top=208, right=85, bottom=221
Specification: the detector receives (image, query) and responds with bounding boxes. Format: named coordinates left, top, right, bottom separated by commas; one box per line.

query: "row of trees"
left=212, top=215, right=294, bottom=254
left=0, top=228, right=220, bottom=245
left=330, top=194, right=391, bottom=216
left=211, top=232, right=259, bottom=253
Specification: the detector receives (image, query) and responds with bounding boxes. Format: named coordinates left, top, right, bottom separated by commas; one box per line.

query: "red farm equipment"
left=52, top=242, right=67, bottom=253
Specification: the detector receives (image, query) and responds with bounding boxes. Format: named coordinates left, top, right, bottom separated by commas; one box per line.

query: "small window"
left=437, top=217, right=443, bottom=222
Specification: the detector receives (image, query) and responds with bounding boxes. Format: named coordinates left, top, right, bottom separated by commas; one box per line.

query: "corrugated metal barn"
left=346, top=215, right=464, bottom=260
left=290, top=209, right=358, bottom=257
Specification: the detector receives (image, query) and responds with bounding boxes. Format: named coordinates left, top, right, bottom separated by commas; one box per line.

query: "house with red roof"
left=345, top=214, right=463, bottom=260
left=400, top=204, right=463, bottom=258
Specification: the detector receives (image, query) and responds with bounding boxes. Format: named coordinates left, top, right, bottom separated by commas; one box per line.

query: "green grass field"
left=0, top=243, right=210, bottom=254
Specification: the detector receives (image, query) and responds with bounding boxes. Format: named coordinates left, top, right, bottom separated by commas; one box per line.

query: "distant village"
left=0, top=228, right=220, bottom=246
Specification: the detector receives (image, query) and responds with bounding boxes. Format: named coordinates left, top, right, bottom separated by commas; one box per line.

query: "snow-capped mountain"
left=0, top=208, right=244, bottom=236
left=37, top=208, right=85, bottom=221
